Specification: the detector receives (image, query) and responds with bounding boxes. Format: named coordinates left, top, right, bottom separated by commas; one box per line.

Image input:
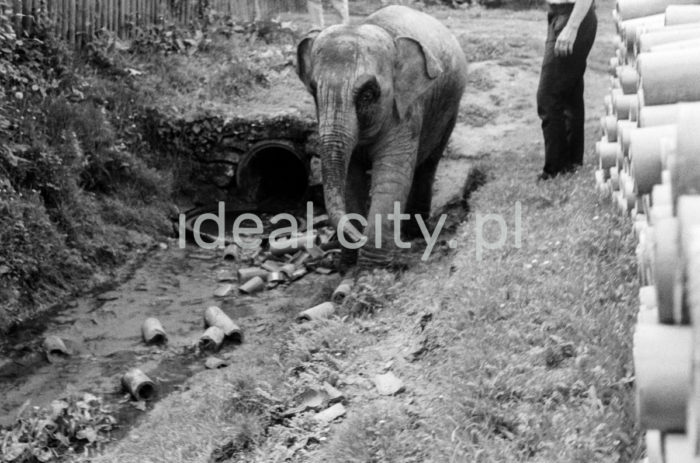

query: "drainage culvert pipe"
left=236, top=140, right=310, bottom=210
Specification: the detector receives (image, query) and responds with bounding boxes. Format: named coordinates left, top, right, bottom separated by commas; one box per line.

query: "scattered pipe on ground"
left=267, top=271, right=286, bottom=285
left=240, top=276, right=265, bottom=294
left=297, top=302, right=336, bottom=322
left=279, top=263, right=296, bottom=278
left=141, top=317, right=168, bottom=345
left=199, top=326, right=225, bottom=352
left=223, top=244, right=240, bottom=261
left=214, top=283, right=235, bottom=297
left=237, top=267, right=269, bottom=284
left=43, top=335, right=69, bottom=362
left=332, top=279, right=353, bottom=304
left=122, top=368, right=157, bottom=401
left=204, top=306, right=242, bottom=342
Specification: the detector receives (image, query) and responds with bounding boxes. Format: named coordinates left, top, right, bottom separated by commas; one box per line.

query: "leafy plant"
left=0, top=393, right=116, bottom=462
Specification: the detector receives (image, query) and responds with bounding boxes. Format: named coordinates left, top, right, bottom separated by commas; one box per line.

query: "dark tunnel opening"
left=237, top=141, right=309, bottom=210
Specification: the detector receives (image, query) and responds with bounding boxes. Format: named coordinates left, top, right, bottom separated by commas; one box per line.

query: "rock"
left=216, top=270, right=237, bottom=282
left=322, top=382, right=344, bottom=403
left=97, top=291, right=120, bottom=301
left=214, top=284, right=235, bottom=297
left=314, top=403, right=346, bottom=423
left=374, top=372, right=405, bottom=396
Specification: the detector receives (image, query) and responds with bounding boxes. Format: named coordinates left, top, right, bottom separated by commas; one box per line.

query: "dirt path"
left=3, top=1, right=641, bottom=461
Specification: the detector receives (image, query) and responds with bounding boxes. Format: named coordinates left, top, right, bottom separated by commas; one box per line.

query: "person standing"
left=536, top=0, right=597, bottom=180
left=307, top=0, right=350, bottom=29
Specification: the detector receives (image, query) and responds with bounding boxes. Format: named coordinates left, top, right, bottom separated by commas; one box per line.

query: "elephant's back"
left=365, top=6, right=466, bottom=77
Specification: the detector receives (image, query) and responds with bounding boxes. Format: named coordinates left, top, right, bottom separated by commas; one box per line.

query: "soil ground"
left=1, top=0, right=642, bottom=461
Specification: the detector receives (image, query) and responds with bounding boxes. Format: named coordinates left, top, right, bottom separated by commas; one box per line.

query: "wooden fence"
left=8, top=0, right=309, bottom=46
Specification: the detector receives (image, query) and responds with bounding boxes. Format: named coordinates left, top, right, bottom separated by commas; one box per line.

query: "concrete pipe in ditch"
left=634, top=324, right=691, bottom=430
left=297, top=302, right=336, bottom=322
left=141, top=318, right=167, bottom=345
left=236, top=140, right=309, bottom=210
left=665, top=4, right=700, bottom=26
left=638, top=50, right=700, bottom=106
left=204, top=306, right=242, bottom=342
left=630, top=125, right=676, bottom=195
left=671, top=104, right=700, bottom=207
left=637, top=24, right=700, bottom=54
left=199, top=326, right=225, bottom=352
left=122, top=368, right=157, bottom=401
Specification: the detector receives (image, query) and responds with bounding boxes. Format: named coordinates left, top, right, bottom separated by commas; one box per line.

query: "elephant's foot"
left=358, top=246, right=394, bottom=270
left=338, top=247, right=359, bottom=274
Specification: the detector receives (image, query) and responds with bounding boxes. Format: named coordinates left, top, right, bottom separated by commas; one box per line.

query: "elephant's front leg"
left=359, top=137, right=418, bottom=268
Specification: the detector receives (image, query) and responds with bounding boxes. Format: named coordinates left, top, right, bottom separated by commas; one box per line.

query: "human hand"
left=555, top=24, right=578, bottom=57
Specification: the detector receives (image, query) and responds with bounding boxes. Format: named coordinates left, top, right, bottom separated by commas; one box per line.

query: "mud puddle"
left=0, top=242, right=338, bottom=434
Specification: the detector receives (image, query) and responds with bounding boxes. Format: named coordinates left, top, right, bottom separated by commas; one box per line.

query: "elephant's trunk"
left=317, top=88, right=362, bottom=242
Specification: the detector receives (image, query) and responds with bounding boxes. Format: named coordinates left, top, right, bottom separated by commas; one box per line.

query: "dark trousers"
left=537, top=3, right=597, bottom=175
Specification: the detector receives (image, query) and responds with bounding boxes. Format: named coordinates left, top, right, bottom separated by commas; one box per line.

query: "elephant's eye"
left=355, top=81, right=380, bottom=108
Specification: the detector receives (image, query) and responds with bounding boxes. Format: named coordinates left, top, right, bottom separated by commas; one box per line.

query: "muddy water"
left=0, top=243, right=336, bottom=430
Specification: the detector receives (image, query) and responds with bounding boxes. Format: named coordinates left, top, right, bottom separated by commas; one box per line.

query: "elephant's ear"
left=393, top=36, right=443, bottom=119
left=297, top=29, right=320, bottom=91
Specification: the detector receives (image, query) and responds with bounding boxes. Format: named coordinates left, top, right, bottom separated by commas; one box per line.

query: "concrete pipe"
left=618, top=66, right=640, bottom=94
left=671, top=104, right=700, bottom=207
left=621, top=14, right=666, bottom=49
left=236, top=140, right=309, bottom=209
left=239, top=276, right=265, bottom=294
left=634, top=324, right=691, bottom=430
left=610, top=167, right=620, bottom=191
left=617, top=120, right=638, bottom=159
left=613, top=92, right=638, bottom=120
left=629, top=125, right=676, bottom=195
left=199, top=326, right=225, bottom=352
left=639, top=103, right=678, bottom=127
left=677, top=196, right=700, bottom=325
left=665, top=4, right=700, bottom=25
left=663, top=434, right=695, bottom=461
left=297, top=302, right=336, bottom=322
left=645, top=431, right=663, bottom=463
left=43, top=335, right=70, bottom=362
left=652, top=183, right=672, bottom=207
left=617, top=0, right=699, bottom=21
left=122, top=368, right=157, bottom=401
left=654, top=217, right=680, bottom=322
left=602, top=115, right=618, bottom=141
left=638, top=50, right=700, bottom=105
left=237, top=267, right=269, bottom=283
left=651, top=36, right=700, bottom=52
left=332, top=279, right=353, bottom=304
left=204, top=306, right=242, bottom=342
left=604, top=94, right=614, bottom=115
left=637, top=24, right=700, bottom=54
left=141, top=317, right=167, bottom=345
left=599, top=141, right=621, bottom=171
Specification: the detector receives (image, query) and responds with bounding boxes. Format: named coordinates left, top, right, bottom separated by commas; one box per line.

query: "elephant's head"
left=296, top=24, right=443, bottom=242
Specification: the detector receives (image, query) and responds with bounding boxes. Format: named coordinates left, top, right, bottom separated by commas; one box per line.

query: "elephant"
left=296, top=5, right=467, bottom=268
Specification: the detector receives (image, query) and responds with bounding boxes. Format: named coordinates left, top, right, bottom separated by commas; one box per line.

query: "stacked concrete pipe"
left=596, top=2, right=700, bottom=460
